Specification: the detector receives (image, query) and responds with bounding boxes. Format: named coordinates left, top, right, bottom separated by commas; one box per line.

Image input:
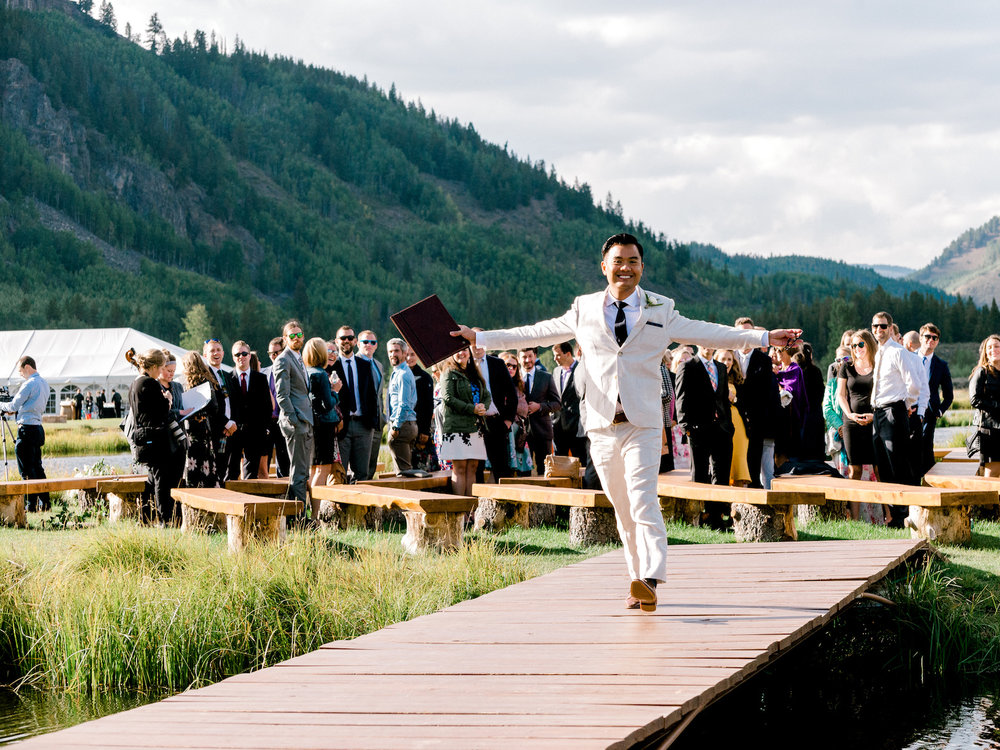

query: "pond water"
left=0, top=688, right=154, bottom=746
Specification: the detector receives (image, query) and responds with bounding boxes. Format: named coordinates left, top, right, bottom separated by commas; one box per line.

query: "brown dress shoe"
left=625, top=595, right=641, bottom=609
left=630, top=579, right=657, bottom=612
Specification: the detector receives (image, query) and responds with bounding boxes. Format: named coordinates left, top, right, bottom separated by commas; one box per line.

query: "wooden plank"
left=0, top=474, right=144, bottom=496
left=770, top=474, right=996, bottom=506
left=499, top=476, right=576, bottom=488
left=939, top=448, right=978, bottom=462
left=922, top=461, right=1000, bottom=495
left=471, top=482, right=612, bottom=507
left=95, top=478, right=148, bottom=494
left=170, top=487, right=302, bottom=517
left=16, top=538, right=926, bottom=750
left=359, top=472, right=451, bottom=490
left=656, top=470, right=825, bottom=506
left=224, top=479, right=291, bottom=496
left=311, top=484, right=475, bottom=513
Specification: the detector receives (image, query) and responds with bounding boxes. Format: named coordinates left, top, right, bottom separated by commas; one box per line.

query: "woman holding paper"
left=180, top=352, right=224, bottom=489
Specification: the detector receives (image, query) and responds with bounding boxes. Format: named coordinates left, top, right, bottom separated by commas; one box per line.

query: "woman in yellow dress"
left=714, top=350, right=751, bottom=486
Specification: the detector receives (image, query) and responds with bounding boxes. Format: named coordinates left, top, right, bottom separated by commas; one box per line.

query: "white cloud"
left=111, top=0, right=1000, bottom=267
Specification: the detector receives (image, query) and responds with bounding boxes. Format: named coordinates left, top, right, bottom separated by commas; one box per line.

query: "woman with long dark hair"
left=439, top=347, right=491, bottom=497
left=836, top=329, right=878, bottom=480
left=180, top=351, right=224, bottom=489
left=126, top=348, right=177, bottom=525
left=969, top=334, right=1000, bottom=477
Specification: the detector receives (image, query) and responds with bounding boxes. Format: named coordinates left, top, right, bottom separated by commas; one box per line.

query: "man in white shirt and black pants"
left=870, top=311, right=923, bottom=526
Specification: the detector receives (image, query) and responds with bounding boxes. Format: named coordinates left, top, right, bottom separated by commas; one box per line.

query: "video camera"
left=0, top=386, right=10, bottom=404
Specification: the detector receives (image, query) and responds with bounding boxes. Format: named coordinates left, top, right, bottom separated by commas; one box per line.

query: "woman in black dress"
left=969, top=334, right=1000, bottom=477
left=836, top=329, right=878, bottom=480
left=180, top=352, right=224, bottom=489
left=126, top=348, right=176, bottom=525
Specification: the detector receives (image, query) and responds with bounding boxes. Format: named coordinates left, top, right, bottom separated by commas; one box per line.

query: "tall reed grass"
left=0, top=527, right=532, bottom=693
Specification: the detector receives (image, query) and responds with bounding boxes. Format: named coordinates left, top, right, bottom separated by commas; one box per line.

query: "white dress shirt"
left=475, top=356, right=499, bottom=416
left=603, top=289, right=642, bottom=338
left=872, top=339, right=921, bottom=410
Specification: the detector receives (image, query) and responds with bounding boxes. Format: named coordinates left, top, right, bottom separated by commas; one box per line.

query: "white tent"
left=0, top=328, right=195, bottom=414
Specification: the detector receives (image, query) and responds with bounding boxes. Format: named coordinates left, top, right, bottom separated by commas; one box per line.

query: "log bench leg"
left=180, top=503, right=226, bottom=535
left=0, top=494, right=26, bottom=528
left=108, top=492, right=143, bottom=523
left=473, top=499, right=528, bottom=532
left=78, top=489, right=102, bottom=511
left=318, top=501, right=381, bottom=531
left=660, top=498, right=704, bottom=526
left=731, top=503, right=797, bottom=542
left=797, top=500, right=851, bottom=523
left=226, top=513, right=284, bottom=553
left=401, top=510, right=464, bottom=554
left=569, top=506, right=619, bottom=546
left=906, top=505, right=971, bottom=545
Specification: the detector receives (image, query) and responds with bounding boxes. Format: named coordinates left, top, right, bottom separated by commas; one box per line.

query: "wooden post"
left=107, top=492, right=144, bottom=523
left=796, top=500, right=851, bottom=523
left=0, top=494, right=26, bottom=528
left=569, top=506, right=618, bottom=546
left=661, top=498, right=704, bottom=526
left=906, top=505, right=972, bottom=545
left=318, top=500, right=379, bottom=530
left=731, top=503, right=797, bottom=542
left=401, top=510, right=464, bottom=554
left=473, top=498, right=528, bottom=532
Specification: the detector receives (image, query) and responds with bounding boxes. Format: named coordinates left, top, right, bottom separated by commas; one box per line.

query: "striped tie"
left=614, top=301, right=628, bottom=346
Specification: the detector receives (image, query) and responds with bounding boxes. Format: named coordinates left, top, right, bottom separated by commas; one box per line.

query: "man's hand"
left=526, top=402, right=540, bottom=414
left=450, top=324, right=478, bottom=345
left=767, top=329, right=803, bottom=348
left=224, top=421, right=237, bottom=437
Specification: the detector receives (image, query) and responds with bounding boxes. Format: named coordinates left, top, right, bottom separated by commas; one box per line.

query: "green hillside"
left=0, top=1, right=996, bottom=361
left=909, top=217, right=1000, bottom=307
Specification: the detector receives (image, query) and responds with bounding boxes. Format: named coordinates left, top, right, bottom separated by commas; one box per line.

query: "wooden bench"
left=922, top=461, right=1000, bottom=523
left=171, top=487, right=302, bottom=553
left=311, top=484, right=475, bottom=554
left=359, top=472, right=452, bottom=491
left=224, top=478, right=292, bottom=497
left=470, top=483, right=616, bottom=546
left=656, top=471, right=826, bottom=542
left=490, top=475, right=578, bottom=526
left=771, top=474, right=997, bottom=544
left=0, top=474, right=144, bottom=527
left=938, top=448, right=978, bottom=462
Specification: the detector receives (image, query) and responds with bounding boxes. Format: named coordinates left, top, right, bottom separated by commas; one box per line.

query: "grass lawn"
left=0, top=418, right=129, bottom=458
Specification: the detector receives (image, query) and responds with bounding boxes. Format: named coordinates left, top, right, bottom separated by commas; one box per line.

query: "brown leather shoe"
left=630, top=579, right=657, bottom=612
left=625, top=595, right=641, bottom=609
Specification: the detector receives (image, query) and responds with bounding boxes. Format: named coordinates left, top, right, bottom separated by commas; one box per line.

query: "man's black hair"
left=601, top=233, right=644, bottom=260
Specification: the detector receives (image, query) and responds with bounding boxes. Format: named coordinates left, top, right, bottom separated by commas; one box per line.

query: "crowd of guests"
left=12, top=306, right=990, bottom=532
left=66, top=388, right=121, bottom=419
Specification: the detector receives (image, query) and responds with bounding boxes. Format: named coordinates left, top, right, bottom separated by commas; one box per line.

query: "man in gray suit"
left=273, top=320, right=314, bottom=516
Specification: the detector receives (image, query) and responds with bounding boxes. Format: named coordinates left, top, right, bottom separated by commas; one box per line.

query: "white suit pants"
left=588, top=422, right=667, bottom=583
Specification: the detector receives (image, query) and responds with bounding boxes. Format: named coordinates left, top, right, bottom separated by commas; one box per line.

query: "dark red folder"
left=390, top=295, right=470, bottom=366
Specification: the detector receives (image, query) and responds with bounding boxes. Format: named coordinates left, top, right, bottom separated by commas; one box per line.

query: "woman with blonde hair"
left=180, top=351, right=224, bottom=489
left=714, top=350, right=751, bottom=486
left=439, top=347, right=491, bottom=497
left=969, top=334, right=1000, bottom=477
left=126, top=348, right=176, bottom=524
left=303, top=337, right=342, bottom=517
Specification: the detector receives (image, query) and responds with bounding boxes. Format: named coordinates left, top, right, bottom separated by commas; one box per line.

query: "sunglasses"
left=268, top=349, right=282, bottom=357
left=852, top=342, right=866, bottom=349
left=871, top=323, right=889, bottom=330
left=204, top=338, right=221, bottom=344
left=360, top=339, right=377, bottom=345
left=506, top=363, right=517, bottom=370
left=922, top=334, right=939, bottom=341
left=327, top=349, right=336, bottom=354
left=839, top=356, right=852, bottom=362
left=287, top=332, right=304, bottom=340
left=338, top=335, right=355, bottom=341
left=234, top=352, right=250, bottom=358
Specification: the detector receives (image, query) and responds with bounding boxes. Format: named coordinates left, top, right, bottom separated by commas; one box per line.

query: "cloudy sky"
left=111, top=0, right=1000, bottom=268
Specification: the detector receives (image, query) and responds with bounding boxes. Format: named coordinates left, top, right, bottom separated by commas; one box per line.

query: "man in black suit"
left=230, top=340, right=273, bottom=479
left=406, top=348, right=437, bottom=471
left=330, top=325, right=379, bottom=481
left=918, top=322, right=953, bottom=474
left=473, top=343, right=517, bottom=482
left=734, top=317, right=781, bottom=488
left=518, top=347, right=561, bottom=474
left=676, top=346, right=733, bottom=528
left=551, top=341, right=586, bottom=465
left=203, top=338, right=240, bottom=472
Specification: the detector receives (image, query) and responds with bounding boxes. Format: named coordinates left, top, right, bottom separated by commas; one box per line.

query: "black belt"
left=875, top=400, right=905, bottom=411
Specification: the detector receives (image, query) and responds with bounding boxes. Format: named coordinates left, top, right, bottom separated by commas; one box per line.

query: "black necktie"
left=614, top=301, right=628, bottom=346
left=345, top=360, right=356, bottom=413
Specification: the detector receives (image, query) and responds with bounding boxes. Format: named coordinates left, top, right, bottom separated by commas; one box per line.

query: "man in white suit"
left=454, top=233, right=801, bottom=612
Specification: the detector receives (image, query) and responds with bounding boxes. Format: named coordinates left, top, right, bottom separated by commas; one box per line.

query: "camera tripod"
left=1, top=412, right=16, bottom=482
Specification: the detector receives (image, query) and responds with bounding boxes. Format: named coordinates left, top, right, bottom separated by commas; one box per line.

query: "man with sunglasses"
left=203, top=338, right=239, bottom=468
left=869, top=312, right=923, bottom=514
left=262, top=337, right=290, bottom=478
left=358, top=331, right=386, bottom=481
left=273, top=321, right=313, bottom=515
left=330, top=326, right=379, bottom=481
left=230, top=340, right=272, bottom=479
left=918, top=323, right=953, bottom=474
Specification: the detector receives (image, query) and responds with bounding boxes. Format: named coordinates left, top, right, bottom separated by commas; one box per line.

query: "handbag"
left=132, top=423, right=169, bottom=464
left=167, top=418, right=190, bottom=452
left=966, top=430, right=982, bottom=459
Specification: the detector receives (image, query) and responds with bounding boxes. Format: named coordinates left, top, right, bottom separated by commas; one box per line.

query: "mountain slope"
left=910, top=216, right=1000, bottom=306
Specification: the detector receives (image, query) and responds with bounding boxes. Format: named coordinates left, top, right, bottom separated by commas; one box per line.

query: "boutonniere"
left=644, top=293, right=663, bottom=308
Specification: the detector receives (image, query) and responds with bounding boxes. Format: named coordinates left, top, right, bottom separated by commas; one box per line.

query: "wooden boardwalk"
left=16, top=539, right=926, bottom=749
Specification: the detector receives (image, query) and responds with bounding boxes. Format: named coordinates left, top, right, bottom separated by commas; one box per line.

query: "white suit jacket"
left=477, top=286, right=766, bottom=431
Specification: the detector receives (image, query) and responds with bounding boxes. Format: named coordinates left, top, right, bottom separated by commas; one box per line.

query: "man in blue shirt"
left=0, top=356, right=51, bottom=511
left=386, top=338, right=418, bottom=473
